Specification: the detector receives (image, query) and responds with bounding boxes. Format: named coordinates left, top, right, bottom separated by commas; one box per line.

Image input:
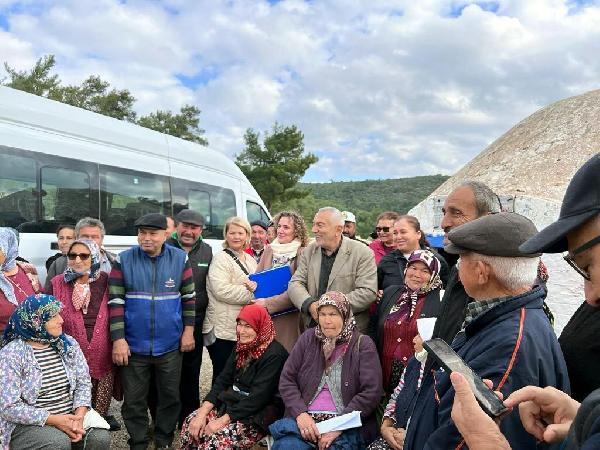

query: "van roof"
left=0, top=85, right=246, bottom=181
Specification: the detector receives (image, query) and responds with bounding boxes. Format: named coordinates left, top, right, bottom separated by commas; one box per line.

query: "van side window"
left=41, top=166, right=91, bottom=225
left=101, top=167, right=171, bottom=235
left=189, top=190, right=211, bottom=223
left=171, top=178, right=236, bottom=239
left=211, top=188, right=236, bottom=236
left=0, top=151, right=37, bottom=228
left=246, top=200, right=270, bottom=224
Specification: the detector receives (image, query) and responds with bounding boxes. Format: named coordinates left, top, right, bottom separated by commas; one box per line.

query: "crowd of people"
left=0, top=152, right=599, bottom=450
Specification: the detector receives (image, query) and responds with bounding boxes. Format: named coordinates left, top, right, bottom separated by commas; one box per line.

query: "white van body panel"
left=0, top=86, right=268, bottom=280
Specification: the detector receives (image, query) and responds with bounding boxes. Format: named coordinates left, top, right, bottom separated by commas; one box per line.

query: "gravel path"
left=108, top=348, right=214, bottom=449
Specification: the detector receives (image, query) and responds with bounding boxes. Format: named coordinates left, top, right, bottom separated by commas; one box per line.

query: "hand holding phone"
left=423, top=338, right=509, bottom=418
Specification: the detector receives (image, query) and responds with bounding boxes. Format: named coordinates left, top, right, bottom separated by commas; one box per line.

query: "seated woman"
left=180, top=303, right=288, bottom=450
left=377, top=215, right=449, bottom=291
left=48, top=239, right=116, bottom=427
left=0, top=228, right=39, bottom=335
left=0, top=294, right=110, bottom=449
left=254, top=210, right=309, bottom=352
left=271, top=291, right=383, bottom=449
left=369, top=249, right=442, bottom=395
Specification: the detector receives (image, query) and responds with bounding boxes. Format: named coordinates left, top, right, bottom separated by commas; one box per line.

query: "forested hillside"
left=273, top=174, right=450, bottom=237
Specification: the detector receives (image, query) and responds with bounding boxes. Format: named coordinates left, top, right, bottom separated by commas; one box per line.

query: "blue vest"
left=120, top=245, right=187, bottom=355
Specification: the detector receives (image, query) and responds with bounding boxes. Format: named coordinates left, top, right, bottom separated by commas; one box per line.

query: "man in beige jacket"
left=288, top=206, right=377, bottom=332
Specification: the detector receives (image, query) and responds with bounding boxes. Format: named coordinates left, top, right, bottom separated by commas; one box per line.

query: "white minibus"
left=0, top=86, right=270, bottom=281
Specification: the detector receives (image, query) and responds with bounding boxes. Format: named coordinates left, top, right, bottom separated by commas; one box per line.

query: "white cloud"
left=1, top=0, right=600, bottom=181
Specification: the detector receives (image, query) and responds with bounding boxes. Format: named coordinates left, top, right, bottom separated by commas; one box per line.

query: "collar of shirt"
left=321, top=244, right=340, bottom=260
left=462, top=295, right=513, bottom=329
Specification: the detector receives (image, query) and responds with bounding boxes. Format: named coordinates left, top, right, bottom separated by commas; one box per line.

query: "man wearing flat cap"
left=108, top=212, right=196, bottom=449
left=449, top=153, right=600, bottom=450
left=166, top=209, right=213, bottom=424
left=400, top=212, right=569, bottom=450
left=246, top=220, right=269, bottom=263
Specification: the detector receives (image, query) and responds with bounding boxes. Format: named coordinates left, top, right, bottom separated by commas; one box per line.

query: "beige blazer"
left=204, top=249, right=257, bottom=341
left=287, top=236, right=377, bottom=332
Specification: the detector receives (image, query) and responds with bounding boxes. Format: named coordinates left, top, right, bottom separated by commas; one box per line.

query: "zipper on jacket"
left=150, top=258, right=156, bottom=355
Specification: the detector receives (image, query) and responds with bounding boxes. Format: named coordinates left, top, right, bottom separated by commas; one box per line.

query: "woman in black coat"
left=377, top=215, right=449, bottom=291
left=180, top=304, right=288, bottom=450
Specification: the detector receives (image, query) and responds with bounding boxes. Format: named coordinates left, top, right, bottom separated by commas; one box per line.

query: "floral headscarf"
left=63, top=239, right=101, bottom=314
left=0, top=228, right=19, bottom=305
left=404, top=249, right=443, bottom=294
left=2, top=294, right=70, bottom=355
left=235, top=304, right=276, bottom=370
left=392, top=249, right=443, bottom=317
left=315, top=291, right=356, bottom=366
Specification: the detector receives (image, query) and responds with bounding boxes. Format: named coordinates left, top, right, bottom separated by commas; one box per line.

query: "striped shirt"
left=33, top=347, right=73, bottom=415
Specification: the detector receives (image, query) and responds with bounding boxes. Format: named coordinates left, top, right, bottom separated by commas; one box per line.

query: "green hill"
left=273, top=174, right=450, bottom=237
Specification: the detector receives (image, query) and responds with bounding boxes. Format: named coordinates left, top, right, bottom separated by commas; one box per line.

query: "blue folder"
left=249, top=264, right=293, bottom=299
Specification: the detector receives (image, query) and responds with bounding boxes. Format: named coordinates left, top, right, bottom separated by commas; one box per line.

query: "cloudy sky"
left=1, top=0, right=599, bottom=181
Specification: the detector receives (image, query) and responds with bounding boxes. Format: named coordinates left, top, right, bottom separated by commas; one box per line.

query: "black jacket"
left=559, top=301, right=600, bottom=402
left=205, top=340, right=288, bottom=427
left=377, top=247, right=450, bottom=291
left=166, top=236, right=212, bottom=325
left=369, top=284, right=441, bottom=353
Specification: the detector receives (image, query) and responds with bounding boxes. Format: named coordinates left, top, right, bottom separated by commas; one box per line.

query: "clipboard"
left=249, top=264, right=293, bottom=298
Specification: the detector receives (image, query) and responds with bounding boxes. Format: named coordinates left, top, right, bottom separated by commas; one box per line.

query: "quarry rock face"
left=410, top=89, right=600, bottom=333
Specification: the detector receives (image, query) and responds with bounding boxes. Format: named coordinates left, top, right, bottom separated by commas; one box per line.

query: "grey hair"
left=75, top=217, right=106, bottom=238
left=472, top=253, right=539, bottom=290
left=317, top=207, right=344, bottom=226
left=459, top=181, right=501, bottom=217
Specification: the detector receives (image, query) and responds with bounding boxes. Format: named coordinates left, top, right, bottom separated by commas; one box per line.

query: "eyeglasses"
left=67, top=253, right=91, bottom=261
left=563, top=235, right=600, bottom=280
left=376, top=227, right=390, bottom=233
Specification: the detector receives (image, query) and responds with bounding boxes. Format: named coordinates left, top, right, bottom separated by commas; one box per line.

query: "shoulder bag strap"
left=224, top=249, right=250, bottom=275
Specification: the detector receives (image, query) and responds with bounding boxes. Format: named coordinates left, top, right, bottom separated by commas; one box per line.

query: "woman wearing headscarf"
left=0, top=294, right=111, bottom=449
left=369, top=249, right=443, bottom=395
left=271, top=292, right=383, bottom=449
left=180, top=303, right=288, bottom=449
left=254, top=211, right=309, bottom=352
left=47, top=239, right=115, bottom=424
left=0, top=228, right=38, bottom=335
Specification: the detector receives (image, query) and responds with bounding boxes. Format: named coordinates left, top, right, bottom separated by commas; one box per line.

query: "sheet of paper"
left=416, top=317, right=437, bottom=341
left=316, top=411, right=362, bottom=434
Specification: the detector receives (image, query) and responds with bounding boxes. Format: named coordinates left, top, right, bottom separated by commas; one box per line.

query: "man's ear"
left=476, top=260, right=490, bottom=285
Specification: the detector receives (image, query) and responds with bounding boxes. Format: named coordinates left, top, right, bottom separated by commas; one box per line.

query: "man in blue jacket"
left=109, top=213, right=196, bottom=450
left=402, top=212, right=569, bottom=449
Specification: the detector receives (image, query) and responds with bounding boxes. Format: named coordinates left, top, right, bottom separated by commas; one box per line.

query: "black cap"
left=445, top=212, right=541, bottom=257
left=175, top=209, right=205, bottom=227
left=134, top=213, right=167, bottom=230
left=250, top=220, right=268, bottom=231
left=520, top=153, right=600, bottom=254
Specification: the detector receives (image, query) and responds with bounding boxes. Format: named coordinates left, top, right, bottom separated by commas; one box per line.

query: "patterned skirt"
left=180, top=409, right=264, bottom=450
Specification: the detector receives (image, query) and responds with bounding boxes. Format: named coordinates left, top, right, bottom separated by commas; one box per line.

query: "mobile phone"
left=423, top=338, right=509, bottom=418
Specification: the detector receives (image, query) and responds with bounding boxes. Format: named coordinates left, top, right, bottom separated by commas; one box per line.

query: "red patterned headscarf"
left=235, top=304, right=276, bottom=370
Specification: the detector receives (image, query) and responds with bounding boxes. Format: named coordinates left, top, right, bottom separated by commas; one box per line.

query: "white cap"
left=341, top=211, right=356, bottom=223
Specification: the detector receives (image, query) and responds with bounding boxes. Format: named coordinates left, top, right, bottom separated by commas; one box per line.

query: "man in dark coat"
left=403, top=213, right=569, bottom=450
left=167, top=209, right=213, bottom=423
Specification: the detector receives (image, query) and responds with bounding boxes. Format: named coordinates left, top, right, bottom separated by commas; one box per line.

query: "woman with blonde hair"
left=203, top=216, right=258, bottom=382
left=254, top=211, right=309, bottom=353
